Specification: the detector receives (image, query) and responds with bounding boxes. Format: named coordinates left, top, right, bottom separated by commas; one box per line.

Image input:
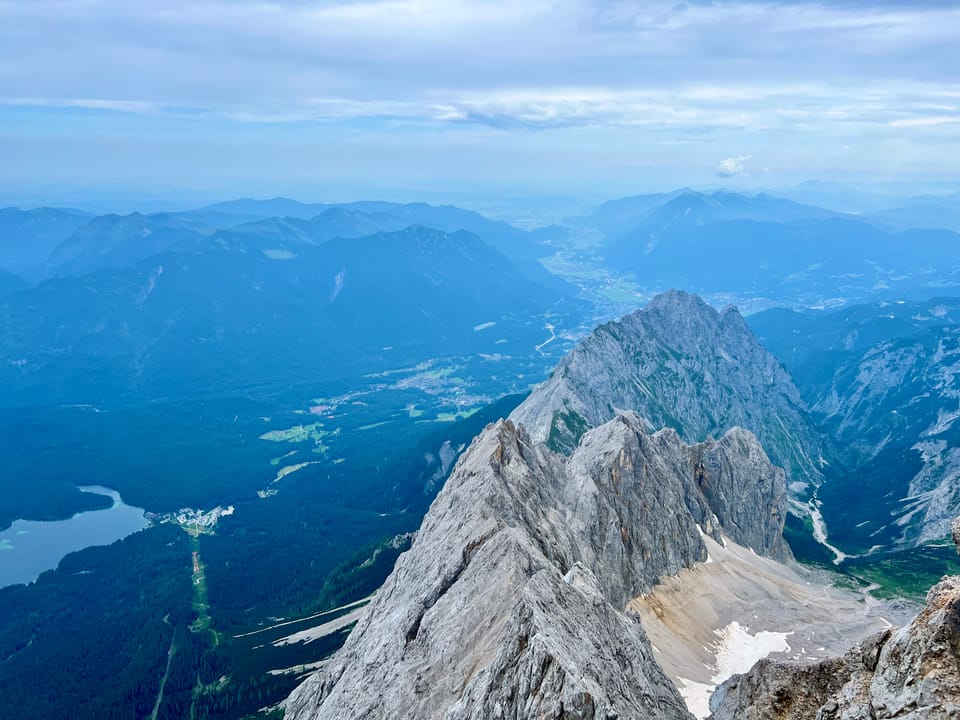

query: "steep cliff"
left=283, top=291, right=884, bottom=720
left=816, top=327, right=960, bottom=548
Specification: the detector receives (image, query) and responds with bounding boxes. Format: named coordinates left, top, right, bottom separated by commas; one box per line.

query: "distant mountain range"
left=569, top=189, right=960, bottom=304
left=575, top=189, right=841, bottom=239
left=7, top=189, right=960, bottom=419
left=0, top=226, right=579, bottom=407
left=7, top=189, right=960, bottom=309
left=192, top=197, right=561, bottom=261
left=861, top=192, right=960, bottom=233
left=43, top=212, right=213, bottom=277
left=1, top=198, right=565, bottom=296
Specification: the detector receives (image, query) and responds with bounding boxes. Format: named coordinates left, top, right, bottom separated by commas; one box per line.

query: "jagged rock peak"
left=641, top=289, right=737, bottom=354
left=285, top=409, right=790, bottom=720
left=511, top=290, right=825, bottom=489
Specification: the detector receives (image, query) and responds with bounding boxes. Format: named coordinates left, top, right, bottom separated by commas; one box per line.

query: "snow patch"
left=679, top=621, right=792, bottom=719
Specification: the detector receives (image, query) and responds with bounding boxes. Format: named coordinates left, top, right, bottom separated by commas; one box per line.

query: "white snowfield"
left=630, top=533, right=907, bottom=719
left=677, top=622, right=791, bottom=718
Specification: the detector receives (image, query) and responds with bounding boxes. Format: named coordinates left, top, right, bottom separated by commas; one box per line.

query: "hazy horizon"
left=4, top=178, right=960, bottom=224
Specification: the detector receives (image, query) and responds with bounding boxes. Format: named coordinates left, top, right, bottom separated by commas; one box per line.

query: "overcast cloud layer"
left=2, top=0, right=958, bottom=202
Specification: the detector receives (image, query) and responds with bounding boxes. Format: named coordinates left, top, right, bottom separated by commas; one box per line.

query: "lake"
left=0, top=485, right=148, bottom=588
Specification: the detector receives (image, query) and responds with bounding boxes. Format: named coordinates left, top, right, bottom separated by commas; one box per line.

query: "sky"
left=2, top=0, right=959, bottom=207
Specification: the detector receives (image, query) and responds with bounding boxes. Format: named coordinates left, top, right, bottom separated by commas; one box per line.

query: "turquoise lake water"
left=0, top=486, right=148, bottom=588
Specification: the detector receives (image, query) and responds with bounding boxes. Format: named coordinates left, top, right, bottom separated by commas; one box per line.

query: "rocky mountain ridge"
left=283, top=290, right=912, bottom=720
left=285, top=411, right=789, bottom=719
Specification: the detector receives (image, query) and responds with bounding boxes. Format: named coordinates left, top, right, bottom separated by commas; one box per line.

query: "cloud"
left=1, top=1, right=958, bottom=121
left=716, top=155, right=751, bottom=177
left=888, top=115, right=960, bottom=128
left=1, top=97, right=168, bottom=114
left=5, top=83, right=959, bottom=136
left=2, top=1, right=959, bottom=192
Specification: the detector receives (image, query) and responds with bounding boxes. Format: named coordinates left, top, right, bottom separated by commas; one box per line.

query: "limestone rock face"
left=690, top=426, right=790, bottom=561
left=868, top=575, right=960, bottom=719
left=285, top=412, right=790, bottom=720
left=511, top=290, right=825, bottom=489
left=444, top=565, right=688, bottom=720
left=708, top=575, right=960, bottom=720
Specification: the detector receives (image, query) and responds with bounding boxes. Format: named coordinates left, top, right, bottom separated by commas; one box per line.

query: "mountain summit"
left=512, top=289, right=826, bottom=490
left=283, top=292, right=828, bottom=719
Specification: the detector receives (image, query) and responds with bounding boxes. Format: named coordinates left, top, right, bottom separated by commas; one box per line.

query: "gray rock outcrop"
left=285, top=411, right=790, bottom=720
left=511, top=290, right=825, bottom=490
